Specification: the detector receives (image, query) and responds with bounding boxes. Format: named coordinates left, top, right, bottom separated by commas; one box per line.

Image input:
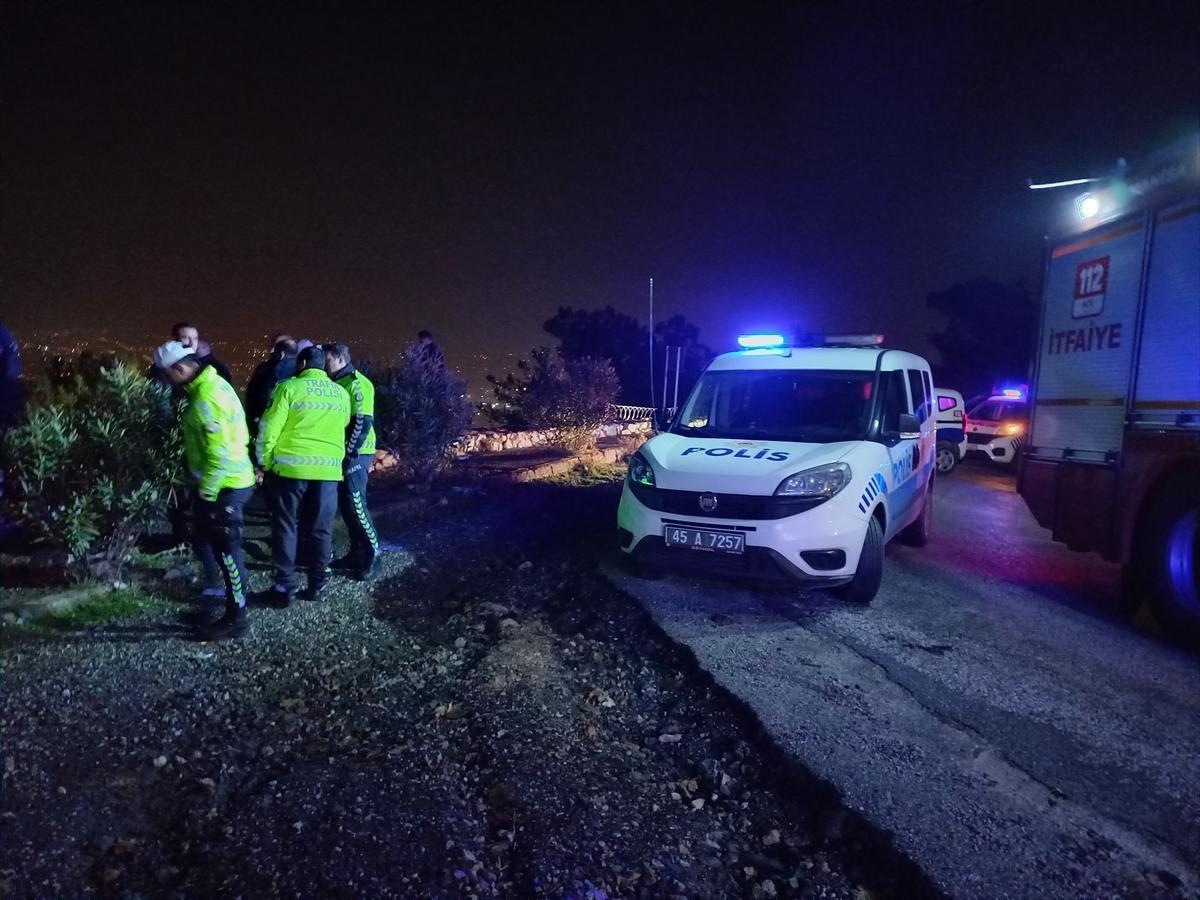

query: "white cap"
left=153, top=340, right=195, bottom=369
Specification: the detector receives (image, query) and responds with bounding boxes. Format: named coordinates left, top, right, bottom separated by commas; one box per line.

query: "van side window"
left=882, top=369, right=910, bottom=433
left=937, top=395, right=957, bottom=412
left=922, top=371, right=933, bottom=413
left=907, top=369, right=929, bottom=422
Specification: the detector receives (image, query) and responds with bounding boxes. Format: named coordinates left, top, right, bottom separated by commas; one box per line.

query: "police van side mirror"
left=652, top=408, right=672, bottom=432
left=897, top=413, right=921, bottom=440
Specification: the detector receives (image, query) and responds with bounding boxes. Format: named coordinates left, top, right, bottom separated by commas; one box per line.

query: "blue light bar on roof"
left=737, top=333, right=786, bottom=349
left=1002, top=388, right=1024, bottom=399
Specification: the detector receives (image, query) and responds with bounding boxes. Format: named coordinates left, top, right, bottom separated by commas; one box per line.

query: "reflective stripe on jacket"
left=257, top=369, right=350, bottom=481
left=334, top=366, right=377, bottom=458
left=182, top=365, right=255, bottom=500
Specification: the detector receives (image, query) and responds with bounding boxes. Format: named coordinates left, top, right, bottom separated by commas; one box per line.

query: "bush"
left=366, top=348, right=474, bottom=488
left=1, top=362, right=185, bottom=579
left=487, top=348, right=619, bottom=452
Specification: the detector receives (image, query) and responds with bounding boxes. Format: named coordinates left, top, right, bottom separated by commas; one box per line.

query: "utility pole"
left=648, top=278, right=655, bottom=408
left=673, top=346, right=682, bottom=409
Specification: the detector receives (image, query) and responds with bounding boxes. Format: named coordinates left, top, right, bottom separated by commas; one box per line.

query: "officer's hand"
left=255, top=469, right=265, bottom=486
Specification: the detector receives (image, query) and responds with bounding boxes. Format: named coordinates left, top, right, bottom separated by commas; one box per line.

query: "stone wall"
left=370, top=420, right=651, bottom=473
left=450, top=420, right=650, bottom=455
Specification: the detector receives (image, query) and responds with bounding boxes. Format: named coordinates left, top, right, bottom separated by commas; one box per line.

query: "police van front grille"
left=628, top=483, right=828, bottom=520
left=966, top=432, right=994, bottom=444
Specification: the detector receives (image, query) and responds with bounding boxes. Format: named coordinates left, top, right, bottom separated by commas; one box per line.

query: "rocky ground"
left=1, top=478, right=941, bottom=900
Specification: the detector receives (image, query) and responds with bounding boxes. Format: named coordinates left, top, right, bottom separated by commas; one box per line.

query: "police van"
left=934, top=388, right=967, bottom=474
left=618, top=334, right=937, bottom=603
left=964, top=388, right=1029, bottom=466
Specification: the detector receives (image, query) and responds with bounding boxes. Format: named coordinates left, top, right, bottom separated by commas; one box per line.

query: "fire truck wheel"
left=1142, top=480, right=1200, bottom=650
left=835, top=515, right=884, bottom=604
left=935, top=441, right=958, bottom=474
left=901, top=480, right=934, bottom=548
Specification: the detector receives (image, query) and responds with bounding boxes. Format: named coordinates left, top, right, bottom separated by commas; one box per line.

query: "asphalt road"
left=604, top=460, right=1200, bottom=900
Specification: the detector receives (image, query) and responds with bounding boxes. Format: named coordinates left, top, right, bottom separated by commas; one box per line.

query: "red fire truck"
left=1018, top=133, right=1200, bottom=648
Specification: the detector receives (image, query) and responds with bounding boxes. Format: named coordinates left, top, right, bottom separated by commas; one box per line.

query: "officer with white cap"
left=154, top=340, right=256, bottom=640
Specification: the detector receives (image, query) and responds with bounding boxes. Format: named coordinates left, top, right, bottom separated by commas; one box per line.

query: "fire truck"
left=1018, top=133, right=1200, bottom=648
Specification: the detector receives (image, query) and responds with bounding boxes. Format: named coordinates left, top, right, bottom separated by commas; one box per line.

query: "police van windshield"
left=672, top=369, right=876, bottom=444
left=969, top=400, right=1028, bottom=423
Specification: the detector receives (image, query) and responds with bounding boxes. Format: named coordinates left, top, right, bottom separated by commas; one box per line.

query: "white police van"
left=934, top=388, right=967, bottom=474
left=618, top=334, right=937, bottom=603
left=964, top=388, right=1029, bottom=466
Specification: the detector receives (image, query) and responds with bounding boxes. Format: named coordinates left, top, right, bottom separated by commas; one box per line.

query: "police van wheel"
left=901, top=481, right=934, bottom=548
left=935, top=441, right=958, bottom=475
left=835, top=516, right=884, bottom=605
left=1141, top=477, right=1200, bottom=651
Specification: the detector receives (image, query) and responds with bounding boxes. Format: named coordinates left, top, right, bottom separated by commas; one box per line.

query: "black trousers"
left=267, top=474, right=337, bottom=591
left=338, top=454, right=379, bottom=565
left=195, top=486, right=254, bottom=614
left=185, top=490, right=225, bottom=591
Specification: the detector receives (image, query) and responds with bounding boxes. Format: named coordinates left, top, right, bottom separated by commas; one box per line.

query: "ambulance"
left=617, top=334, right=937, bottom=603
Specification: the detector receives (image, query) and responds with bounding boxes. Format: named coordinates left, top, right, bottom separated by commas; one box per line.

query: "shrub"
left=366, top=348, right=474, bottom=488
left=487, top=348, right=619, bottom=452
left=1, top=362, right=184, bottom=579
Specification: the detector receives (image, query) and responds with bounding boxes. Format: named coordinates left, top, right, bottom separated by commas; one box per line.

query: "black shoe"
left=329, top=555, right=355, bottom=571
left=198, top=610, right=248, bottom=641
left=299, top=581, right=328, bottom=602
left=250, top=586, right=294, bottom=609
left=350, top=555, right=378, bottom=582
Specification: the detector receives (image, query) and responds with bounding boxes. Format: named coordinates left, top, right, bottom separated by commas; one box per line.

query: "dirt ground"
left=1, top=479, right=941, bottom=900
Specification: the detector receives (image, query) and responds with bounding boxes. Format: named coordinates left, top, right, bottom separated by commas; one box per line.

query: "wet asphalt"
left=604, top=460, right=1200, bottom=900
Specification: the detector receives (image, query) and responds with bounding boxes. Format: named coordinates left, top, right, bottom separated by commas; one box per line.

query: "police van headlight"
left=775, top=462, right=852, bottom=498
left=628, top=452, right=656, bottom=487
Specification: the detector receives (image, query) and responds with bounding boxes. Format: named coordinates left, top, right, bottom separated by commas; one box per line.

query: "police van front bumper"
left=617, top=482, right=867, bottom=585
left=965, top=432, right=1019, bottom=463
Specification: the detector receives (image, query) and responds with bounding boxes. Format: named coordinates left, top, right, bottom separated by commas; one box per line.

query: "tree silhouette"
left=543, top=306, right=653, bottom=404
left=926, top=278, right=1038, bottom=399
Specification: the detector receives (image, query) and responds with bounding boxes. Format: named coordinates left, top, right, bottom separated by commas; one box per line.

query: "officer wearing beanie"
left=253, top=345, right=350, bottom=605
left=323, top=343, right=380, bottom=581
left=153, top=340, right=256, bottom=640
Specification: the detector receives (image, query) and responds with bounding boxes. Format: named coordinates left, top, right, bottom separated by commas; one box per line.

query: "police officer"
left=253, top=345, right=350, bottom=605
left=323, top=343, right=380, bottom=580
left=153, top=340, right=256, bottom=640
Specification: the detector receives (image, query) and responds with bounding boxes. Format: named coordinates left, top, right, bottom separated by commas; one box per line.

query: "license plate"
left=663, top=526, right=745, bottom=554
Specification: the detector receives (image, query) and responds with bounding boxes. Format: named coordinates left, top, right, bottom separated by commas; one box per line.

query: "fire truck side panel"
left=1028, top=219, right=1146, bottom=462
left=1132, top=201, right=1200, bottom=428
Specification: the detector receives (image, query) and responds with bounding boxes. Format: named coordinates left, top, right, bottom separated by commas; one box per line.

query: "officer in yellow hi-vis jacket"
left=323, top=343, right=381, bottom=581
left=154, top=340, right=256, bottom=640
left=253, top=345, right=350, bottom=605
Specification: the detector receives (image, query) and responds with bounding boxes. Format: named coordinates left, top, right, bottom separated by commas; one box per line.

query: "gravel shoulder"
left=1, top=481, right=940, bottom=900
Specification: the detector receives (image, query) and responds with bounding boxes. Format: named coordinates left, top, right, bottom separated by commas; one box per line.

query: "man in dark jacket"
left=172, top=322, right=233, bottom=384
left=411, top=330, right=445, bottom=369
left=245, top=336, right=298, bottom=442
left=0, top=320, right=24, bottom=433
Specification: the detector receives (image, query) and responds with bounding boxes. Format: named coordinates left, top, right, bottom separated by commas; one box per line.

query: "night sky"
left=3, top=1, right=1197, bottom=383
